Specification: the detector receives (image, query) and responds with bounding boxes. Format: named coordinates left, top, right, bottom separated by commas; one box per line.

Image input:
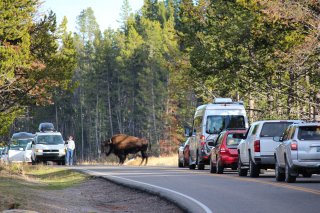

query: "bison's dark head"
left=101, top=138, right=113, bottom=156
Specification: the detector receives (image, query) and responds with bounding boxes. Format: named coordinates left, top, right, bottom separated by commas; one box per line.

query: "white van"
left=9, top=132, right=35, bottom=163
left=31, top=130, right=66, bottom=165
left=188, top=98, right=249, bottom=170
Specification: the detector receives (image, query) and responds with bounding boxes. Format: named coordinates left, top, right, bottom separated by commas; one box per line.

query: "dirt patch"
left=1, top=176, right=183, bottom=213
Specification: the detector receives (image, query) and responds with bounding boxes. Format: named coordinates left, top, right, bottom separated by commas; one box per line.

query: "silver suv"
left=274, top=123, right=320, bottom=183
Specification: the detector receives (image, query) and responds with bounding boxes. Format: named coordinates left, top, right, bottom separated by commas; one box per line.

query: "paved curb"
left=80, top=169, right=211, bottom=213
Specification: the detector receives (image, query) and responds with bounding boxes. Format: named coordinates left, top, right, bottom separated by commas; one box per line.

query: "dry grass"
left=124, top=155, right=178, bottom=166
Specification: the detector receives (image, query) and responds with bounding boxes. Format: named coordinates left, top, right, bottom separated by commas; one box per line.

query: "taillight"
left=200, top=135, right=206, bottom=147
left=291, top=140, right=298, bottom=150
left=254, top=140, right=260, bottom=152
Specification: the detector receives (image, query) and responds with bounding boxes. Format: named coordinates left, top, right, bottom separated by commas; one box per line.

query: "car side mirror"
left=32, top=140, right=35, bottom=145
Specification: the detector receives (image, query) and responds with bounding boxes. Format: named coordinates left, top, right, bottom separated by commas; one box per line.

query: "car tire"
left=238, top=157, right=248, bottom=177
left=178, top=158, right=183, bottom=168
left=302, top=172, right=312, bottom=178
left=198, top=163, right=205, bottom=170
left=196, top=152, right=205, bottom=170
left=31, top=158, right=36, bottom=165
left=216, top=158, right=224, bottom=174
left=285, top=160, right=296, bottom=183
left=275, top=158, right=285, bottom=182
left=189, top=157, right=195, bottom=170
left=249, top=157, right=259, bottom=177
left=210, top=158, right=216, bottom=173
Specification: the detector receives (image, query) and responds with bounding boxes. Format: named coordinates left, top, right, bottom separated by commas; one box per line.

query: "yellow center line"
left=157, top=168, right=320, bottom=196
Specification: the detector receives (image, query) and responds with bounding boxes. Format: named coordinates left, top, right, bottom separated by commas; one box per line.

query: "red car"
left=210, top=129, right=247, bottom=174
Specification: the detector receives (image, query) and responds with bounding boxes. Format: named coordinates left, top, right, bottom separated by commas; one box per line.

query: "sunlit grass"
left=24, top=165, right=87, bottom=190
left=125, top=155, right=178, bottom=166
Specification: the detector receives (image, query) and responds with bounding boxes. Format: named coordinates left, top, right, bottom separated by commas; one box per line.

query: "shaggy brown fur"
left=101, top=134, right=149, bottom=165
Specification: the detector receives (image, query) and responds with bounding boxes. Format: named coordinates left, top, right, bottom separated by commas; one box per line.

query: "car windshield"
left=37, top=135, right=64, bottom=145
left=10, top=139, right=32, bottom=150
left=25, top=143, right=32, bottom=150
left=298, top=126, right=320, bottom=140
left=260, top=122, right=293, bottom=137
left=226, top=133, right=244, bottom=146
left=206, top=115, right=245, bottom=134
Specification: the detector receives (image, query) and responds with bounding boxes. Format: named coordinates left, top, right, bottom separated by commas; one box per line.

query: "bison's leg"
left=118, top=154, right=125, bottom=165
left=140, top=150, right=148, bottom=166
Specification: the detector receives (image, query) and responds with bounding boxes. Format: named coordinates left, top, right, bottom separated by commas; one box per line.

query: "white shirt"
left=67, top=139, right=75, bottom=150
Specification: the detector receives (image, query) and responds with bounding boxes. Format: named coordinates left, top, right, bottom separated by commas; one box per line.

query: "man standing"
left=66, top=136, right=75, bottom=166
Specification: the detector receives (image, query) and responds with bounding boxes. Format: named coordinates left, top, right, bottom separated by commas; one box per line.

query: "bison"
left=101, top=134, right=149, bottom=165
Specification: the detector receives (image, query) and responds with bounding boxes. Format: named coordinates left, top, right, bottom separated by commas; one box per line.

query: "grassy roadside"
left=0, top=164, right=87, bottom=211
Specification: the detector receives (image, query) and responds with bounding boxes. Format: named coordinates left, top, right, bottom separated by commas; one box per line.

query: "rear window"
left=260, top=122, right=293, bottom=137
left=226, top=133, right=244, bottom=146
left=298, top=126, right=320, bottom=140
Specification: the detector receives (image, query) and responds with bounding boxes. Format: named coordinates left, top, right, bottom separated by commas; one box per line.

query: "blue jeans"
left=66, top=149, right=74, bottom=165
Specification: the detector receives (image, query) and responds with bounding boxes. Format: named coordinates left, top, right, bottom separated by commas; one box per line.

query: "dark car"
left=210, top=129, right=247, bottom=174
left=178, top=138, right=190, bottom=167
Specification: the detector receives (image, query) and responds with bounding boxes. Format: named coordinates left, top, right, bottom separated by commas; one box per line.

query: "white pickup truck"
left=237, top=120, right=302, bottom=177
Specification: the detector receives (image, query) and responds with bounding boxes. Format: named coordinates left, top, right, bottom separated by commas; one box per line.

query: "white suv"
left=237, top=120, right=302, bottom=177
left=31, top=131, right=66, bottom=165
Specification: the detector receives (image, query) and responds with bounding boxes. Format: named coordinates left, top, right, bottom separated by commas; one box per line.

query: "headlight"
left=60, top=149, right=66, bottom=154
left=36, top=149, right=43, bottom=153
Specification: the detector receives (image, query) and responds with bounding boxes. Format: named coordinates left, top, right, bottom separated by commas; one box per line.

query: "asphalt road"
left=77, top=165, right=320, bottom=213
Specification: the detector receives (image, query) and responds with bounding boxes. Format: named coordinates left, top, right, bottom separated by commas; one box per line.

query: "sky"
left=41, top=0, right=144, bottom=32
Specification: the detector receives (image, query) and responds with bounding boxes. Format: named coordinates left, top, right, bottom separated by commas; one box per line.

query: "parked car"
left=210, top=129, right=247, bottom=174
left=31, top=129, right=66, bottom=165
left=0, top=147, right=9, bottom=164
left=9, top=132, right=35, bottom=163
left=274, top=123, right=320, bottom=183
left=187, top=98, right=249, bottom=170
left=178, top=138, right=190, bottom=167
left=237, top=120, right=303, bottom=177
left=24, top=142, right=32, bottom=163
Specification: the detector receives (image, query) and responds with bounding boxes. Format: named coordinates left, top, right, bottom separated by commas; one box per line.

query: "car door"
left=297, top=125, right=320, bottom=161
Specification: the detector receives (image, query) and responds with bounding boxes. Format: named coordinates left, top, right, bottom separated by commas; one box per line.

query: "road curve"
left=76, top=166, right=320, bottom=213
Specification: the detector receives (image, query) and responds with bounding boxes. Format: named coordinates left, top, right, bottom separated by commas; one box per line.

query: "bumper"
left=221, top=156, right=238, bottom=167
left=36, top=153, right=65, bottom=161
left=199, top=151, right=210, bottom=164
left=292, top=160, right=320, bottom=172
left=254, top=155, right=275, bottom=169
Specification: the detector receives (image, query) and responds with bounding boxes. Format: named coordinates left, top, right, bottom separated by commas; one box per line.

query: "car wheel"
left=189, top=156, right=195, bottom=170
left=216, top=158, right=224, bottom=174
left=31, top=158, right=36, bottom=165
left=249, top=158, right=259, bottom=177
left=237, top=157, right=248, bottom=177
left=302, top=172, right=312, bottom=178
left=210, top=158, right=216, bottom=174
left=178, top=158, right=183, bottom=168
left=285, top=160, right=296, bottom=183
left=196, top=152, right=205, bottom=170
left=275, top=158, right=285, bottom=182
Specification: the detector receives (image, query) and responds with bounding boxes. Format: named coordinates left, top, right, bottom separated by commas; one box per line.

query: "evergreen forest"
left=1, top=0, right=319, bottom=161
